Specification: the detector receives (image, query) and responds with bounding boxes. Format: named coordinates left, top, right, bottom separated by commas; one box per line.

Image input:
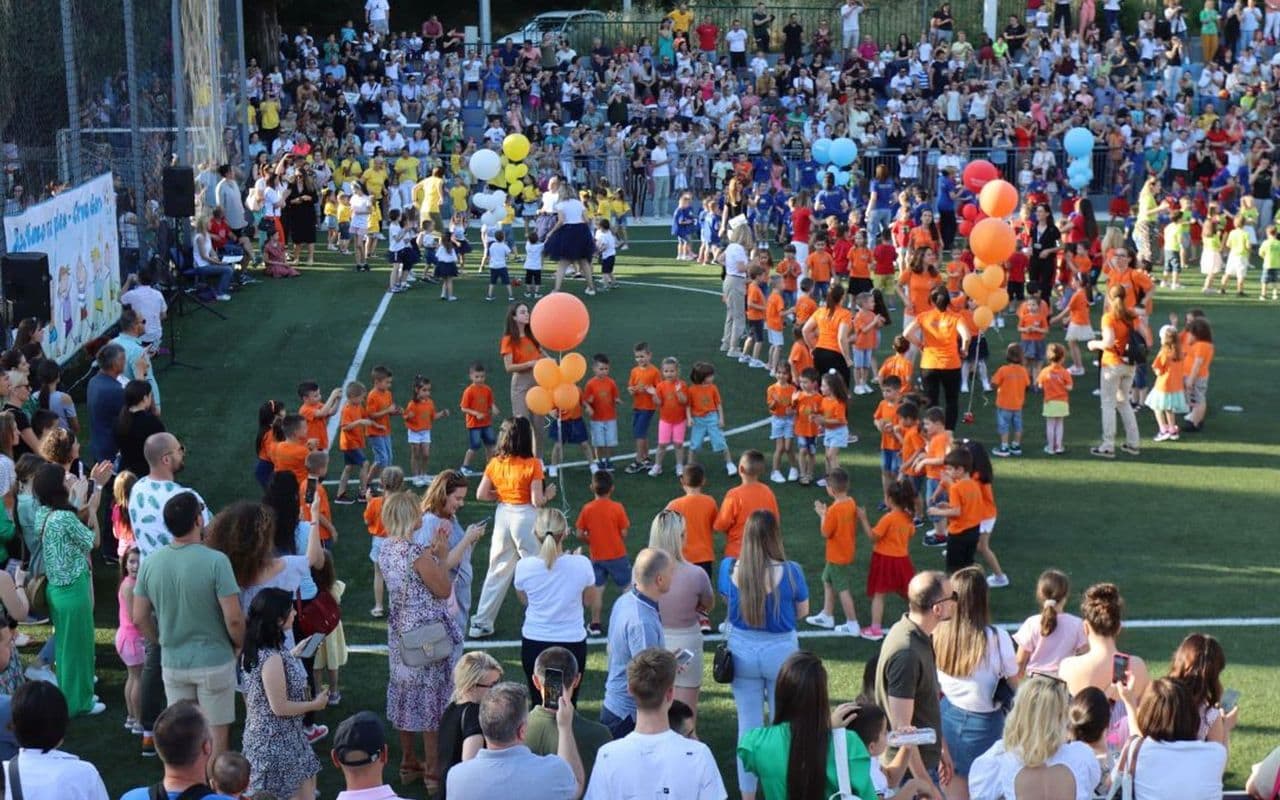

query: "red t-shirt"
left=791, top=207, right=812, bottom=243
left=695, top=22, right=719, bottom=50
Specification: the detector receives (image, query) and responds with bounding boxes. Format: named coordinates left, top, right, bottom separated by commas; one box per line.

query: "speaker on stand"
left=158, top=165, right=218, bottom=371
left=1, top=252, right=53, bottom=326
left=162, top=166, right=196, bottom=218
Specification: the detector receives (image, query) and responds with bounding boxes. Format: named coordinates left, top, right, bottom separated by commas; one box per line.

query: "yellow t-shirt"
left=667, top=8, right=693, bottom=32
left=367, top=204, right=381, bottom=234
left=393, top=156, right=420, bottom=184
left=362, top=166, right=389, bottom=196
left=259, top=100, right=280, bottom=129
left=337, top=201, right=353, bottom=223
left=449, top=185, right=469, bottom=212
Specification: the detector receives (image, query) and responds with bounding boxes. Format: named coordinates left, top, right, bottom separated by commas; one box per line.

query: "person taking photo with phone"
left=525, top=646, right=612, bottom=784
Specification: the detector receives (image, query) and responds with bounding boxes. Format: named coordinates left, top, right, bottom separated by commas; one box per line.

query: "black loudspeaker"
left=1, top=252, right=52, bottom=324
left=162, top=166, right=196, bottom=218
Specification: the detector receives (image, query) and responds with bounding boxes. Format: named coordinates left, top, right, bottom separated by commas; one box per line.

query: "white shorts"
left=1200, top=250, right=1222, bottom=275
left=1065, top=323, right=1095, bottom=342
left=792, top=241, right=811, bottom=273
left=980, top=516, right=996, bottom=534
left=767, top=328, right=785, bottom=347
left=590, top=419, right=618, bottom=447
left=1224, top=254, right=1249, bottom=278
left=769, top=416, right=795, bottom=440
left=407, top=429, right=432, bottom=445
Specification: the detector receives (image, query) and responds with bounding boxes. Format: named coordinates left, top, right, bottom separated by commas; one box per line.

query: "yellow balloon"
left=507, top=180, right=524, bottom=198
left=526, top=386, right=555, bottom=416
left=503, top=133, right=531, bottom=162
left=533, top=358, right=562, bottom=389
left=559, top=352, right=587, bottom=384
left=553, top=383, right=580, bottom=412
left=981, top=265, right=1005, bottom=288
left=513, top=163, right=529, bottom=179
left=987, top=288, right=1010, bottom=312
left=973, top=306, right=994, bottom=331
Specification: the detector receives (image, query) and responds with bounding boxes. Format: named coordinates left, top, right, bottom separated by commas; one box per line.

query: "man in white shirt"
left=840, top=0, right=864, bottom=52
left=586, top=648, right=726, bottom=800
left=1169, top=129, right=1192, bottom=182
left=650, top=144, right=671, bottom=218
left=120, top=267, right=168, bottom=350
left=725, top=20, right=749, bottom=71
left=365, top=0, right=389, bottom=35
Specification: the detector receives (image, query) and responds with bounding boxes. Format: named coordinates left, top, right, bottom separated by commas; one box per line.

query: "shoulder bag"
left=396, top=555, right=453, bottom=668
left=828, top=728, right=862, bottom=800
left=2, top=753, right=22, bottom=800
left=988, top=626, right=1016, bottom=714
left=1105, top=735, right=1145, bottom=800
left=296, top=587, right=340, bottom=637
left=712, top=641, right=734, bottom=684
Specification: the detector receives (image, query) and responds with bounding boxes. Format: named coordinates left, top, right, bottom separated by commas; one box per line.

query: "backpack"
left=1124, top=326, right=1149, bottom=366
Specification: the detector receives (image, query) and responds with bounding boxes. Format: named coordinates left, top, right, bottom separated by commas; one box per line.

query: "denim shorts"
left=796, top=435, right=818, bottom=453
left=854, top=349, right=873, bottom=369
left=690, top=413, right=727, bottom=452
left=926, top=477, right=942, bottom=519
left=995, top=408, right=1023, bottom=435
left=369, top=435, right=392, bottom=467
left=1021, top=338, right=1045, bottom=361
left=468, top=425, right=496, bottom=450
left=589, top=419, right=618, bottom=447
left=769, top=416, right=795, bottom=440
left=593, top=556, right=632, bottom=587
left=881, top=449, right=901, bottom=474
left=342, top=448, right=366, bottom=466
left=632, top=409, right=655, bottom=440
left=369, top=535, right=385, bottom=563
left=548, top=417, right=588, bottom=444
left=941, top=696, right=1006, bottom=777
left=823, top=426, right=849, bottom=449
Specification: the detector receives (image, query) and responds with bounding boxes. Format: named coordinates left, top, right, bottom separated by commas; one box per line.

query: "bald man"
left=600, top=548, right=673, bottom=739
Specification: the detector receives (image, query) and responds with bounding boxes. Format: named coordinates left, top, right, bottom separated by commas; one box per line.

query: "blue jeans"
left=729, top=626, right=800, bottom=793
left=941, top=696, right=1005, bottom=777
left=600, top=705, right=635, bottom=740
left=868, top=208, right=892, bottom=243
left=194, top=264, right=234, bottom=294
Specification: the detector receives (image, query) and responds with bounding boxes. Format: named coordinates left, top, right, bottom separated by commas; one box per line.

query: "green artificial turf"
left=48, top=231, right=1279, bottom=797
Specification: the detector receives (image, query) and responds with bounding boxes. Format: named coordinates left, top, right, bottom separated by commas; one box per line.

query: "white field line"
left=324, top=291, right=395, bottom=448
left=347, top=616, right=1280, bottom=654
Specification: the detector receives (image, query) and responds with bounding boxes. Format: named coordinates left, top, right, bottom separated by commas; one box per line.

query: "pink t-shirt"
left=656, top=561, right=714, bottom=630
left=1013, top=611, right=1087, bottom=675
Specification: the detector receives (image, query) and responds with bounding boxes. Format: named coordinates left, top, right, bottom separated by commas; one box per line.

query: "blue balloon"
left=834, top=169, right=851, bottom=187
left=1063, top=127, right=1096, bottom=159
left=813, top=138, right=833, bottom=165
left=829, top=137, right=858, bottom=167
left=1069, top=174, right=1092, bottom=190
left=1067, top=160, right=1091, bottom=179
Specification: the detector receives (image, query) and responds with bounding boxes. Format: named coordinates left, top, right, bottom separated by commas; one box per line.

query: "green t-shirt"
left=1226, top=227, right=1251, bottom=257
left=738, top=722, right=879, bottom=800
left=1199, top=8, right=1218, bottom=35
left=134, top=542, right=239, bottom=669
left=525, top=705, right=613, bottom=781
left=1260, top=238, right=1280, bottom=269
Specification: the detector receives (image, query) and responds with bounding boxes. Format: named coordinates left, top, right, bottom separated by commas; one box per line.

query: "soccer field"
left=55, top=231, right=1280, bottom=796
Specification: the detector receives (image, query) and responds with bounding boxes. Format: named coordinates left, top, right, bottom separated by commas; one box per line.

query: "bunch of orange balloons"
left=961, top=177, right=1021, bottom=331
left=525, top=353, right=586, bottom=415
left=524, top=293, right=592, bottom=415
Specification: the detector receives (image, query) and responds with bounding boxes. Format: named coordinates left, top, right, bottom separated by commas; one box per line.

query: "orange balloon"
left=987, top=287, right=1010, bottom=312
left=973, top=306, right=995, bottom=331
left=961, top=273, right=988, bottom=302
left=553, top=383, right=580, bottom=412
left=978, top=179, right=1019, bottom=218
left=530, top=293, right=590, bottom=352
left=559, top=352, right=587, bottom=384
left=525, top=386, right=555, bottom=416
left=969, top=218, right=1017, bottom=265
left=981, top=265, right=1006, bottom=288
left=533, top=358, right=562, bottom=389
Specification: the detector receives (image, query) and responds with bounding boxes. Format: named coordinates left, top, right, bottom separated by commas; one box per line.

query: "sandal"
left=423, top=773, right=442, bottom=794
left=399, top=765, right=424, bottom=785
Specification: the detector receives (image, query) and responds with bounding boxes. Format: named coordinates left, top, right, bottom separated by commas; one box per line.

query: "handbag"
left=828, top=728, right=862, bottom=800
left=24, top=517, right=49, bottom=619
left=1105, top=735, right=1145, bottom=800
left=988, top=626, right=1015, bottom=714
left=398, top=621, right=453, bottom=668
left=296, top=588, right=340, bottom=638
left=712, top=641, right=734, bottom=684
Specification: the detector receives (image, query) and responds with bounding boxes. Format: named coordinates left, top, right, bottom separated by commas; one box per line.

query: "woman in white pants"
left=1088, top=284, right=1148, bottom=458
left=720, top=223, right=752, bottom=356
left=469, top=417, right=555, bottom=638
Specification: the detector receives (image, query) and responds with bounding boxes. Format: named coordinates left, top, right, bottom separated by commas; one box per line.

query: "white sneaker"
left=986, top=574, right=1011, bottom=588
left=724, top=462, right=738, bottom=476
left=805, top=612, right=836, bottom=629
left=648, top=464, right=662, bottom=477
left=738, top=355, right=753, bottom=364
left=817, top=478, right=828, bottom=487
left=749, top=359, right=768, bottom=369
left=675, top=463, right=684, bottom=477
left=834, top=621, right=863, bottom=637
left=85, top=702, right=106, bottom=716
left=770, top=470, right=786, bottom=484
left=982, top=381, right=993, bottom=392
left=215, top=294, right=232, bottom=301
left=787, top=467, right=800, bottom=481
left=548, top=466, right=559, bottom=478
left=25, top=664, right=57, bottom=685
left=960, top=383, right=970, bottom=393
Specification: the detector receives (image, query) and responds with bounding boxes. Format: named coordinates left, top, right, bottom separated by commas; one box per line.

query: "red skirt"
left=866, top=552, right=915, bottom=598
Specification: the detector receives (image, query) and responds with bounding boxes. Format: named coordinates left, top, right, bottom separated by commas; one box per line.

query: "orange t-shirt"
left=575, top=497, right=630, bottom=562
left=924, top=430, right=950, bottom=480
left=629, top=364, right=661, bottom=411
left=917, top=309, right=963, bottom=370
left=874, top=399, right=900, bottom=451
left=795, top=294, right=818, bottom=325
left=1037, top=364, right=1074, bottom=402
left=1099, top=311, right=1132, bottom=368
left=975, top=479, right=997, bottom=521
left=1152, top=351, right=1186, bottom=392
left=765, top=291, right=786, bottom=332
left=821, top=396, right=847, bottom=429
left=992, top=364, right=1031, bottom=411
left=686, top=383, right=721, bottom=418
left=900, top=425, right=925, bottom=476
left=792, top=391, right=823, bottom=438
left=909, top=226, right=937, bottom=252
left=947, top=477, right=984, bottom=533
left=654, top=379, right=688, bottom=423
left=1102, top=266, right=1154, bottom=311
left=852, top=308, right=879, bottom=351
left=499, top=334, right=542, bottom=366
left=271, top=439, right=310, bottom=488
left=848, top=247, right=873, bottom=279
left=821, top=497, right=858, bottom=565
left=871, top=509, right=914, bottom=557
left=899, top=270, right=939, bottom=316
left=789, top=341, right=814, bottom=377
left=339, top=403, right=368, bottom=450
left=807, top=251, right=834, bottom=283
left=715, top=482, right=780, bottom=558
left=300, top=484, right=332, bottom=536
left=1066, top=290, right=1091, bottom=326
left=1187, top=340, right=1214, bottom=379
left=584, top=376, right=620, bottom=422
left=460, top=384, right=496, bottom=429
left=257, top=428, right=278, bottom=462
left=776, top=257, right=801, bottom=292
left=945, top=261, right=966, bottom=295
left=1017, top=303, right=1050, bottom=341
left=767, top=382, right=796, bottom=418
left=811, top=306, right=852, bottom=352
left=298, top=401, right=330, bottom=450
left=666, top=492, right=719, bottom=564
left=365, top=388, right=394, bottom=437
left=878, top=354, right=913, bottom=386
left=363, top=494, right=387, bottom=537
left=746, top=282, right=767, bottom=321
left=403, top=398, right=437, bottom=432
left=483, top=455, right=545, bottom=505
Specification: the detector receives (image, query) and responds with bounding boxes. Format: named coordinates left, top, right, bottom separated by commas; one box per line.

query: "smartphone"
left=1112, top=653, right=1131, bottom=684
left=305, top=477, right=318, bottom=505
left=1221, top=688, right=1240, bottom=714
left=297, top=633, right=325, bottom=660
left=675, top=648, right=695, bottom=668
left=543, top=667, right=565, bottom=711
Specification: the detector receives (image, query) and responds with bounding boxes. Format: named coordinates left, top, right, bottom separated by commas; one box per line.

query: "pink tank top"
left=118, top=577, right=143, bottom=641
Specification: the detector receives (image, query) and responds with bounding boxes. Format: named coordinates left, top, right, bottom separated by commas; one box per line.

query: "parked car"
left=497, top=10, right=609, bottom=48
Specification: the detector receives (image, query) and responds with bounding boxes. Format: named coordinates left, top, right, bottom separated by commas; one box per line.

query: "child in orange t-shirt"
left=1017, top=295, right=1051, bottom=380
left=364, top=365, right=400, bottom=488
left=788, top=325, right=814, bottom=380
left=548, top=382, right=593, bottom=479
left=583, top=354, right=622, bottom=472
left=301, top=450, right=336, bottom=543
left=650, top=357, right=689, bottom=477
left=864, top=478, right=918, bottom=639
left=817, top=372, right=851, bottom=486
left=791, top=367, right=823, bottom=485
left=776, top=245, right=802, bottom=306
left=627, top=343, right=662, bottom=472
left=666, top=463, right=719, bottom=575
left=363, top=466, right=404, bottom=616
left=850, top=291, right=883, bottom=395
left=714, top=450, right=780, bottom=559
left=805, top=468, right=868, bottom=636
left=336, top=381, right=374, bottom=503
left=960, top=440, right=1007, bottom=588
left=848, top=231, right=874, bottom=288
left=270, top=414, right=313, bottom=491
left=877, top=335, right=914, bottom=388
left=1049, top=271, right=1092, bottom=376
left=1037, top=343, right=1073, bottom=455
left=895, top=402, right=927, bottom=522
left=873, top=376, right=904, bottom=506
left=916, top=407, right=952, bottom=546
left=990, top=343, right=1031, bottom=457
left=740, top=267, right=770, bottom=369
left=926, top=448, right=984, bottom=573
left=685, top=362, right=736, bottom=476
left=255, top=400, right=286, bottom=489
left=459, top=363, right=499, bottom=476
left=765, top=363, right=799, bottom=484
left=403, top=376, right=449, bottom=486
left=1145, top=326, right=1190, bottom=441
left=297, top=381, right=342, bottom=451
left=764, top=275, right=788, bottom=372
left=794, top=277, right=819, bottom=324
left=806, top=238, right=834, bottom=298
left=576, top=471, right=631, bottom=635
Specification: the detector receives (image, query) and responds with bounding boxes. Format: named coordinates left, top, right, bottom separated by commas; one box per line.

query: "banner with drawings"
left=3, top=173, right=121, bottom=363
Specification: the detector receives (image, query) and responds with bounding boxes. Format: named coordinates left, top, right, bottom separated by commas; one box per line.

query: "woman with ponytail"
left=1088, top=280, right=1149, bottom=458
left=513, top=506, right=594, bottom=705
left=1013, top=568, right=1087, bottom=678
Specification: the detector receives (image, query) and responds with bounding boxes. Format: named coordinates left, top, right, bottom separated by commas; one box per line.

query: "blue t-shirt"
left=816, top=189, right=846, bottom=216
left=718, top=558, right=809, bottom=634
left=935, top=175, right=957, bottom=213
left=871, top=179, right=896, bottom=210
left=121, top=788, right=235, bottom=800
left=798, top=160, right=820, bottom=189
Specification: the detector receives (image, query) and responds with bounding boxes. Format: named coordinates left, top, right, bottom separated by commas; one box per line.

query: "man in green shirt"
left=134, top=492, right=244, bottom=758
left=524, top=646, right=612, bottom=781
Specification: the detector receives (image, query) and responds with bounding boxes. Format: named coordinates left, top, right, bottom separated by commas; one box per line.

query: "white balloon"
left=480, top=210, right=502, bottom=225
left=473, top=193, right=497, bottom=210
left=469, top=149, right=501, bottom=181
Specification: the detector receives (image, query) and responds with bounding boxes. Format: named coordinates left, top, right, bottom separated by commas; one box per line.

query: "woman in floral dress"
left=378, top=491, right=462, bottom=793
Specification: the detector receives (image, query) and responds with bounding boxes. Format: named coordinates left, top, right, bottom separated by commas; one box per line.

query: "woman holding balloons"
left=905, top=284, right=972, bottom=430
left=501, top=303, right=549, bottom=449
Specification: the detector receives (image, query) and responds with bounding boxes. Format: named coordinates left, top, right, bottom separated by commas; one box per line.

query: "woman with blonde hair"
left=969, top=674, right=1103, bottom=799
left=378, top=491, right=463, bottom=791
left=648, top=509, right=714, bottom=715
left=720, top=221, right=754, bottom=356
left=934, top=566, right=1019, bottom=800
left=546, top=181, right=597, bottom=295
left=436, top=651, right=503, bottom=796
left=513, top=506, right=593, bottom=705
left=419, top=470, right=487, bottom=659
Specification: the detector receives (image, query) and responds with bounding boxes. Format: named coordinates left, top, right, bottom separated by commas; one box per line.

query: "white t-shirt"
left=1112, top=739, right=1226, bottom=800
left=1170, top=137, right=1192, bottom=170
left=488, top=241, right=511, bottom=269
left=120, top=286, right=168, bottom=343
left=556, top=198, right=587, bottom=224
left=725, top=28, right=748, bottom=53
left=513, top=553, right=594, bottom=642
left=650, top=145, right=671, bottom=178
left=970, top=740, right=1102, bottom=800
left=595, top=231, right=617, bottom=259
left=365, top=0, right=388, bottom=21
left=350, top=194, right=373, bottom=228
left=587, top=730, right=727, bottom=800
left=723, top=242, right=749, bottom=278
left=841, top=2, right=864, bottom=32
left=936, top=627, right=1018, bottom=713
left=524, top=242, right=545, bottom=271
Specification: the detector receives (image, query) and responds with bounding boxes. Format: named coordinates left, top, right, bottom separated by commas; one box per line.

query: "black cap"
left=333, top=711, right=386, bottom=766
